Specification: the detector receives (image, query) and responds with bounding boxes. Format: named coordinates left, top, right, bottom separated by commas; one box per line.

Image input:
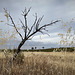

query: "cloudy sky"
left=0, top=0, right=75, bottom=49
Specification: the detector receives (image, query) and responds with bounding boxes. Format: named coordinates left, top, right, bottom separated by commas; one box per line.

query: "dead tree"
left=4, top=7, right=60, bottom=60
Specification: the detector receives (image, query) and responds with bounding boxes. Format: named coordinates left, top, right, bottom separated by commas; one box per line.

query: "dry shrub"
left=14, top=52, right=24, bottom=64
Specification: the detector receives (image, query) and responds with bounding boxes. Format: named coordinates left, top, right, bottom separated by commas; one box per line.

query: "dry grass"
left=0, top=52, right=75, bottom=75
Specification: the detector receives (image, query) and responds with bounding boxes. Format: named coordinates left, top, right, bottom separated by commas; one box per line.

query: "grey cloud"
left=0, top=0, right=75, bottom=48
left=0, top=39, right=59, bottom=49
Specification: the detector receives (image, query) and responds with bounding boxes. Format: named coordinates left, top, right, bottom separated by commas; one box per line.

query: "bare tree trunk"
left=13, top=39, right=26, bottom=60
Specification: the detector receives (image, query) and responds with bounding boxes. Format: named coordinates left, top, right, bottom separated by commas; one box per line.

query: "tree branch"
left=35, top=15, right=44, bottom=31
left=39, top=20, right=60, bottom=30
left=6, top=23, right=14, bottom=27
left=9, top=15, right=23, bottom=40
left=22, top=7, right=31, bottom=39
left=24, top=15, right=27, bottom=39
left=27, top=20, right=60, bottom=39
left=27, top=13, right=37, bottom=36
left=4, top=8, right=24, bottom=40
left=19, top=19, right=24, bottom=27
left=19, top=19, right=30, bottom=32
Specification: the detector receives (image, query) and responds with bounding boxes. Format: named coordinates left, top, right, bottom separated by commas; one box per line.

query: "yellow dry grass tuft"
left=0, top=52, right=75, bottom=75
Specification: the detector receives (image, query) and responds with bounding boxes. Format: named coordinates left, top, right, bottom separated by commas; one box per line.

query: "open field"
left=0, top=52, right=75, bottom=75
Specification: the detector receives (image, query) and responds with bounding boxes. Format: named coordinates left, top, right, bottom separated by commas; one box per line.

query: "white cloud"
left=32, top=32, right=61, bottom=43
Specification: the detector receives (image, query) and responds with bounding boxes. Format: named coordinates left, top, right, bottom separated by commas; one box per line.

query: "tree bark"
left=13, top=39, right=26, bottom=60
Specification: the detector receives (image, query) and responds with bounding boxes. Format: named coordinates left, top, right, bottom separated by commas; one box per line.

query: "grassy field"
left=0, top=51, right=75, bottom=75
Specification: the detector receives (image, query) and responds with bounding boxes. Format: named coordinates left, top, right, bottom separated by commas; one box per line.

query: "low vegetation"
left=0, top=47, right=75, bottom=52
left=0, top=51, right=75, bottom=75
